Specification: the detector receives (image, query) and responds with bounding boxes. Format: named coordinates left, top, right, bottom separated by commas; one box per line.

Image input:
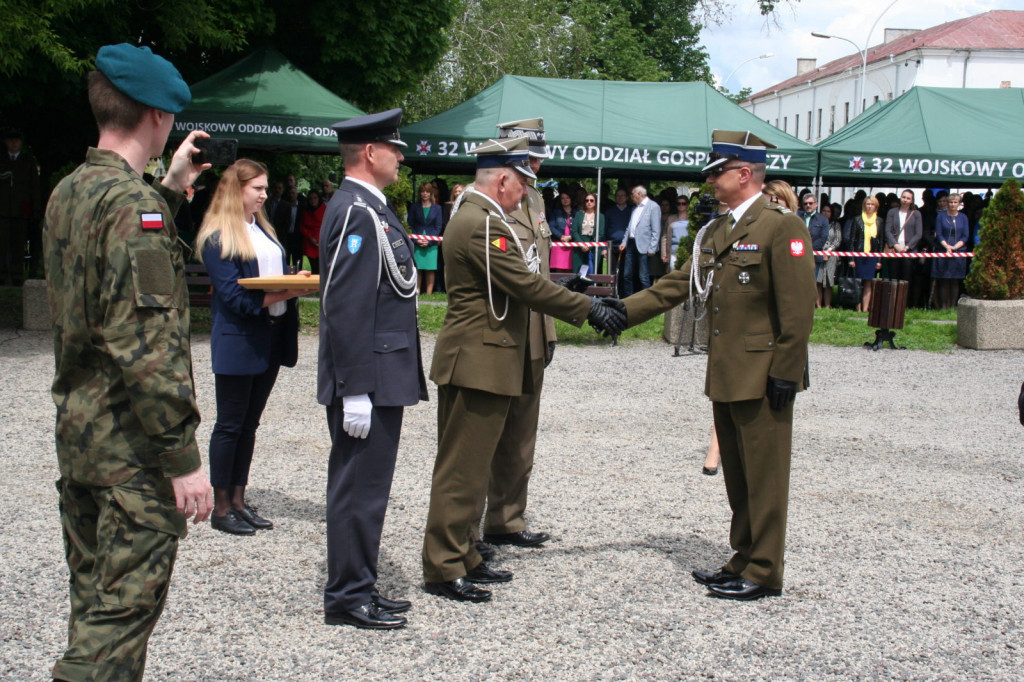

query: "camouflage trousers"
left=53, top=470, right=184, bottom=682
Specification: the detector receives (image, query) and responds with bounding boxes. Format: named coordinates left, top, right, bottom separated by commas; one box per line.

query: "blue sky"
left=702, top=0, right=1019, bottom=94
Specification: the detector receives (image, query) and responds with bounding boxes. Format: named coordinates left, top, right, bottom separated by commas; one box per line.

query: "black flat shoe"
left=692, top=567, right=741, bottom=586
left=424, top=578, right=492, bottom=602
left=464, top=562, right=513, bottom=584
left=372, top=591, right=412, bottom=614
left=211, top=510, right=256, bottom=535
left=324, top=603, right=407, bottom=629
left=484, top=530, right=550, bottom=547
left=475, top=541, right=496, bottom=561
left=702, top=466, right=719, bottom=476
left=707, top=578, right=782, bottom=601
left=236, top=505, right=273, bottom=530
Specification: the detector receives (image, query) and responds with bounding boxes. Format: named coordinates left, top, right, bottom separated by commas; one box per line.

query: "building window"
left=817, top=109, right=823, bottom=140
left=794, top=114, right=799, bottom=137
left=807, top=111, right=812, bottom=140
left=844, top=102, right=850, bottom=125
left=783, top=116, right=788, bottom=133
left=829, top=106, right=835, bottom=135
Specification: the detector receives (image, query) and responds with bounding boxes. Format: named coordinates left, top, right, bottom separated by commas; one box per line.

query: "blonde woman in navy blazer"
left=195, top=159, right=314, bottom=535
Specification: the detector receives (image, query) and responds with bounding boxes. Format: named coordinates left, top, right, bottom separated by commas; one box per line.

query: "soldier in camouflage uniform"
left=44, top=44, right=213, bottom=682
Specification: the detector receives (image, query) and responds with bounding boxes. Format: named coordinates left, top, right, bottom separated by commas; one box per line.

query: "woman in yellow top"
left=842, top=195, right=883, bottom=312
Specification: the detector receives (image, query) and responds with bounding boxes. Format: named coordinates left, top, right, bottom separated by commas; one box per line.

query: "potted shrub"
left=958, top=178, right=1024, bottom=349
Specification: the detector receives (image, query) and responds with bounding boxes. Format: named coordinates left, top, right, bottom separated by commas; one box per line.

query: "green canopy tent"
left=816, top=87, right=1024, bottom=188
left=400, top=75, right=818, bottom=182
left=170, top=47, right=364, bottom=153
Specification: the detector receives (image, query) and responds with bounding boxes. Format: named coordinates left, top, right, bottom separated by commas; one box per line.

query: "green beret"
left=95, top=43, right=191, bottom=114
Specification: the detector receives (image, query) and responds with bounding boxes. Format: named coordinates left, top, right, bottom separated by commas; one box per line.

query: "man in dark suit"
left=800, top=194, right=831, bottom=307
left=318, top=109, right=427, bottom=630
left=0, top=127, right=40, bottom=284
left=620, top=130, right=815, bottom=601
left=273, top=185, right=302, bottom=269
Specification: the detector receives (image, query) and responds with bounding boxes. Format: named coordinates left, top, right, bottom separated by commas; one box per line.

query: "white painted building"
left=743, top=10, right=1024, bottom=146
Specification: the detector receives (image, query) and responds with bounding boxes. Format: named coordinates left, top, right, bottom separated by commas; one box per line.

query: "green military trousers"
left=53, top=470, right=182, bottom=682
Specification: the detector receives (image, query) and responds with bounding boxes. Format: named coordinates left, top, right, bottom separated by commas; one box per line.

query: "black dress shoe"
left=702, top=466, right=719, bottom=476
left=464, top=562, right=513, bottom=584
left=324, top=602, right=407, bottom=629
left=707, top=578, right=782, bottom=601
left=372, top=591, right=411, bottom=614
left=475, top=541, right=496, bottom=561
left=484, top=530, right=550, bottom=547
left=692, top=567, right=741, bottom=586
left=211, top=509, right=256, bottom=535
left=236, top=505, right=273, bottom=530
left=424, top=578, right=492, bottom=602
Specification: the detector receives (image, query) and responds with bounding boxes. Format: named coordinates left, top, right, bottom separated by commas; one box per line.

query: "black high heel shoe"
left=702, top=466, right=719, bottom=476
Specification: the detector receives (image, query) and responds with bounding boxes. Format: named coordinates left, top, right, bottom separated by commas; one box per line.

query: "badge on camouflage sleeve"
left=491, top=236, right=507, bottom=252
left=348, top=235, right=363, bottom=253
left=140, top=212, right=164, bottom=231
left=790, top=239, right=805, bottom=257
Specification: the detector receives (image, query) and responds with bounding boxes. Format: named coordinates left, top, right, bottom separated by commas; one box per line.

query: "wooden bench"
left=184, top=263, right=213, bottom=308
left=547, top=273, right=616, bottom=297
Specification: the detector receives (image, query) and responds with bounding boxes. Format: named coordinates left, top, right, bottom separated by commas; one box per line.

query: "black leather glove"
left=555, top=274, right=595, bottom=293
left=766, top=377, right=798, bottom=411
left=545, top=341, right=556, bottom=368
left=587, top=297, right=627, bottom=336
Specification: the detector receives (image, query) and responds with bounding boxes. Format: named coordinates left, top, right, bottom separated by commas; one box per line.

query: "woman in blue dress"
left=842, top=195, right=883, bottom=312
left=932, top=192, right=969, bottom=309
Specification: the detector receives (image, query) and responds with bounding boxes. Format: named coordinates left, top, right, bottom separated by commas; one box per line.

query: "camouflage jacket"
left=44, top=147, right=201, bottom=486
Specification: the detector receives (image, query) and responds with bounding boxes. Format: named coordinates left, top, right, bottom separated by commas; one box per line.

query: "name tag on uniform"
left=701, top=248, right=714, bottom=254
left=735, top=244, right=760, bottom=251
left=391, top=238, right=404, bottom=248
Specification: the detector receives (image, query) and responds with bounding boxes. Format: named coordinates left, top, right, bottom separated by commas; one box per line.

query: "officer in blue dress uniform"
left=318, top=109, right=428, bottom=629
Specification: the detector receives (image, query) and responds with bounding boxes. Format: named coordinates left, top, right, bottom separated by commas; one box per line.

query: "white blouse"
left=247, top=219, right=286, bottom=317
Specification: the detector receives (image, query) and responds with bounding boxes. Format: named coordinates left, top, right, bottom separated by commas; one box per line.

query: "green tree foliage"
left=964, top=179, right=1024, bottom=300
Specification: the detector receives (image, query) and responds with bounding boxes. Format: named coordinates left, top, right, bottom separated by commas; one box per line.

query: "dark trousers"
left=888, top=257, right=914, bottom=283
left=209, top=365, right=280, bottom=488
left=620, top=238, right=651, bottom=296
left=324, top=403, right=404, bottom=613
left=714, top=396, right=793, bottom=591
left=0, top=216, right=27, bottom=283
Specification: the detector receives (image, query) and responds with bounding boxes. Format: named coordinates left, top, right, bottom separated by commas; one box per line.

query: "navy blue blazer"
left=407, top=202, right=442, bottom=237
left=202, top=227, right=299, bottom=376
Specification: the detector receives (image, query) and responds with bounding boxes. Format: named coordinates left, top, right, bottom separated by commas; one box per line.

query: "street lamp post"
left=722, top=53, right=774, bottom=89
left=812, top=0, right=900, bottom=115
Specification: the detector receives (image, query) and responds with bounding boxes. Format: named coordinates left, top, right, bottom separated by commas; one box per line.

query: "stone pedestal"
left=22, top=279, right=50, bottom=331
left=663, top=301, right=709, bottom=347
left=956, top=297, right=1024, bottom=350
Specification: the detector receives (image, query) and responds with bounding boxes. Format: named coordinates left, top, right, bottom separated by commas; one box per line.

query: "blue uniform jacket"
left=202, top=229, right=299, bottom=376
left=317, top=179, right=427, bottom=408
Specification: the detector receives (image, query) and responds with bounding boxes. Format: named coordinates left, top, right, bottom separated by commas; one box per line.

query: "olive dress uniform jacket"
left=624, top=196, right=815, bottom=399
left=518, top=184, right=556, bottom=362
left=430, top=192, right=590, bottom=396
left=317, top=178, right=427, bottom=408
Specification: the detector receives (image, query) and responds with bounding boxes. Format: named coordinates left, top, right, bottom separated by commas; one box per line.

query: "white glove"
left=342, top=394, right=373, bottom=439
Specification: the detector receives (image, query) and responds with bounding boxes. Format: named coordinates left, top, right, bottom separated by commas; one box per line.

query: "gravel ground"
left=1, top=326, right=1022, bottom=681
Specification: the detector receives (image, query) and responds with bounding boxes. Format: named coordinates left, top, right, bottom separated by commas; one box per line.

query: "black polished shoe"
left=236, top=505, right=273, bottom=530
left=692, top=567, right=741, bottom=586
left=424, top=578, right=492, bottom=602
left=702, top=466, right=719, bottom=476
left=372, top=591, right=411, bottom=614
left=324, top=602, right=407, bottom=629
left=483, top=530, right=550, bottom=547
left=211, top=509, right=256, bottom=535
left=464, top=562, right=513, bottom=584
left=475, top=541, right=496, bottom=561
left=707, top=578, right=782, bottom=601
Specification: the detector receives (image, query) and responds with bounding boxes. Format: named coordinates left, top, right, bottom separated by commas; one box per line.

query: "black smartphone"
left=193, top=137, right=238, bottom=166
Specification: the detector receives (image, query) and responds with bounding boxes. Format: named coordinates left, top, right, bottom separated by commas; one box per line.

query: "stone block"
left=22, top=279, right=50, bottom=331
left=956, top=297, right=1024, bottom=350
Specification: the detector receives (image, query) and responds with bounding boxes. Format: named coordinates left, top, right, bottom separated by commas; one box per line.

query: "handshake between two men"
left=556, top=273, right=628, bottom=337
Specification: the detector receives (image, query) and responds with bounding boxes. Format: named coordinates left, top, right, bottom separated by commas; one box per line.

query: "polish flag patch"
left=491, top=236, right=507, bottom=252
left=140, top=213, right=163, bottom=231
left=790, top=239, right=805, bottom=257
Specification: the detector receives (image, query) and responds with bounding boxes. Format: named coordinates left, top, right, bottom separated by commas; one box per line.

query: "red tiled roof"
left=747, top=10, right=1024, bottom=100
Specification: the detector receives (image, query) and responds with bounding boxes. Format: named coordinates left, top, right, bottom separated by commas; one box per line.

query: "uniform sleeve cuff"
left=159, top=440, right=201, bottom=479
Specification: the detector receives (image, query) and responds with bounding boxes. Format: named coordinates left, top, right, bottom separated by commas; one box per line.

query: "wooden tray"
left=238, top=274, right=320, bottom=290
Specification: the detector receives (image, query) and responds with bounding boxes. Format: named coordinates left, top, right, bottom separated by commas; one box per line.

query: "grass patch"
left=809, top=307, right=957, bottom=352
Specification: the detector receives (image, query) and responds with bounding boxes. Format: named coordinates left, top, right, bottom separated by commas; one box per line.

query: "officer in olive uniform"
left=318, top=109, right=428, bottom=630
left=471, top=118, right=558, bottom=554
left=44, top=44, right=212, bottom=681
left=620, top=131, right=815, bottom=601
left=422, top=137, right=625, bottom=603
